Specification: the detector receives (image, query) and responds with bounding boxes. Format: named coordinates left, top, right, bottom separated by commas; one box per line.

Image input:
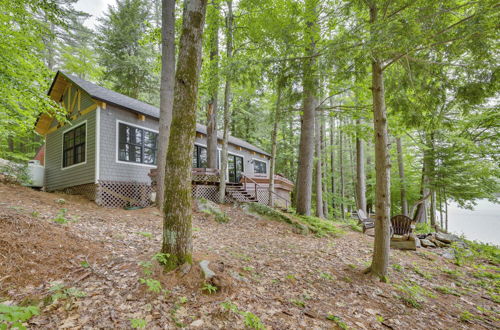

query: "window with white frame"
left=63, top=123, right=86, bottom=168
left=118, top=122, right=158, bottom=165
left=253, top=159, right=267, bottom=174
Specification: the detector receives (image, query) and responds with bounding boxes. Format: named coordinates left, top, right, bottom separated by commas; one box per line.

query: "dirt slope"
left=0, top=183, right=497, bottom=329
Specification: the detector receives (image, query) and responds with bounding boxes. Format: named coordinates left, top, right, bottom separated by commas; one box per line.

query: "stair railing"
left=240, top=174, right=290, bottom=209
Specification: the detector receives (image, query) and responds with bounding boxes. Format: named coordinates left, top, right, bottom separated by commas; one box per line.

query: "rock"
left=430, top=237, right=448, bottom=248
left=190, top=319, right=204, bottom=327
left=435, top=232, right=461, bottom=244
left=199, top=260, right=215, bottom=280
left=420, top=239, right=436, bottom=248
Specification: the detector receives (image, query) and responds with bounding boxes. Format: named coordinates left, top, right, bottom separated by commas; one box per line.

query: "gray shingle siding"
left=98, top=105, right=270, bottom=183
left=45, top=111, right=96, bottom=191
left=98, top=105, right=158, bottom=183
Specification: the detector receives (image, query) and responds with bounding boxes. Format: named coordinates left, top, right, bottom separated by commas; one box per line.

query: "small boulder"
left=420, top=239, right=436, bottom=248
left=199, top=260, right=215, bottom=280
left=435, top=232, right=461, bottom=244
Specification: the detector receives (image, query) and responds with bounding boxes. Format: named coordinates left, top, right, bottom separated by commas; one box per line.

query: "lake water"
left=447, top=199, right=500, bottom=246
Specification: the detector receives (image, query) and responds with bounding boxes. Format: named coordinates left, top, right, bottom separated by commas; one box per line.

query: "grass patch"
left=395, top=281, right=436, bottom=309
left=326, top=314, right=349, bottom=329
left=434, top=286, right=461, bottom=296
left=247, top=203, right=344, bottom=237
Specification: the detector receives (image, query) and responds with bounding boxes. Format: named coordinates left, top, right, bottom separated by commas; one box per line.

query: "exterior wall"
left=45, top=110, right=96, bottom=191
left=193, top=136, right=270, bottom=180
left=98, top=105, right=158, bottom=183
left=98, top=104, right=271, bottom=184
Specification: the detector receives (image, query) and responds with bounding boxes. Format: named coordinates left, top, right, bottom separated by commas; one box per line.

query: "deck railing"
left=241, top=174, right=291, bottom=209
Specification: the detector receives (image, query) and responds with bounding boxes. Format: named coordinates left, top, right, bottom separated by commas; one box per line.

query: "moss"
left=161, top=253, right=193, bottom=272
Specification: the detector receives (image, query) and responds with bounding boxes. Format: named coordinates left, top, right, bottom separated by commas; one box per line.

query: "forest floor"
left=0, top=182, right=498, bottom=329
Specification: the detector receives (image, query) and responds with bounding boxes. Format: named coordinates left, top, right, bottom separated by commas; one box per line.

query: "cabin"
left=34, top=71, right=293, bottom=208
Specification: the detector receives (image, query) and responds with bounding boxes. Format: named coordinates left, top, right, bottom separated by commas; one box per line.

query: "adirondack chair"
left=390, top=215, right=415, bottom=238
left=356, top=209, right=375, bottom=233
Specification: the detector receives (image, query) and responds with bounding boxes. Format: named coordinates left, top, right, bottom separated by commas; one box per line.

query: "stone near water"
left=435, top=232, right=460, bottom=244
left=420, top=239, right=436, bottom=248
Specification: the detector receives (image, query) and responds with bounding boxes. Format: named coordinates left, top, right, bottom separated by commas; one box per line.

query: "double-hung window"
left=118, top=122, right=158, bottom=165
left=63, top=123, right=86, bottom=168
left=253, top=159, right=267, bottom=174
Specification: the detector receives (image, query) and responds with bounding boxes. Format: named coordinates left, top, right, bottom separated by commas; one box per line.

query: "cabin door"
left=228, top=154, right=244, bottom=183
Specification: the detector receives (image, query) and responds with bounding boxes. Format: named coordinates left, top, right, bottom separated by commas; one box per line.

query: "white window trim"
left=115, top=119, right=159, bottom=168
left=61, top=120, right=88, bottom=170
left=252, top=157, right=269, bottom=176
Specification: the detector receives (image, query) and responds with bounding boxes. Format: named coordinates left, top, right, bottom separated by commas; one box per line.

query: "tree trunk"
left=295, top=0, right=318, bottom=216
left=315, top=107, right=324, bottom=218
left=329, top=115, right=336, bottom=212
left=356, top=119, right=366, bottom=214
left=349, top=134, right=357, bottom=214
left=427, top=133, right=436, bottom=228
left=156, top=0, right=176, bottom=209
left=368, top=4, right=391, bottom=281
left=395, top=137, right=408, bottom=216
left=161, top=0, right=207, bottom=269
left=269, top=80, right=282, bottom=207
left=206, top=1, right=220, bottom=169
left=339, top=119, right=345, bottom=220
left=321, top=116, right=329, bottom=218
left=414, top=153, right=430, bottom=223
left=218, top=0, right=233, bottom=203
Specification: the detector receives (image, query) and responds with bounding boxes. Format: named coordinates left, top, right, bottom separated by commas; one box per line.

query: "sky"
left=74, top=0, right=115, bottom=28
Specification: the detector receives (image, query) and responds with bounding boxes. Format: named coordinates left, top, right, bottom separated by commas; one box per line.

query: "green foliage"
left=0, top=163, right=31, bottom=185
left=96, top=0, right=159, bottom=104
left=80, top=261, right=90, bottom=268
left=138, top=232, right=153, bottom=238
left=326, top=315, right=349, bottom=329
left=0, top=304, right=39, bottom=330
left=130, top=318, right=147, bottom=329
left=138, top=278, right=162, bottom=293
left=290, top=299, right=305, bottom=308
left=152, top=253, right=170, bottom=264
left=319, top=272, right=334, bottom=280
left=201, top=283, right=218, bottom=294
left=395, top=282, right=436, bottom=309
left=415, top=223, right=434, bottom=234
left=435, top=286, right=461, bottom=297
left=459, top=311, right=475, bottom=322
left=0, top=0, right=63, bottom=161
left=139, top=261, right=153, bottom=276
left=299, top=216, right=345, bottom=237
left=220, top=301, right=265, bottom=329
left=243, top=311, right=265, bottom=330
left=48, top=283, right=86, bottom=304
left=412, top=264, right=433, bottom=279
left=376, top=315, right=384, bottom=323
left=52, top=209, right=69, bottom=224
left=392, top=264, right=403, bottom=272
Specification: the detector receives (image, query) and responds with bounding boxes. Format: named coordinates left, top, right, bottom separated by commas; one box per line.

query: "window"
left=192, top=145, right=207, bottom=168
left=63, top=123, right=86, bottom=168
left=253, top=159, right=267, bottom=174
left=118, top=123, right=158, bottom=165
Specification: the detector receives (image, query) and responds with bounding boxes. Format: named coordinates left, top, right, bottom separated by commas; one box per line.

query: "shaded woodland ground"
left=0, top=182, right=498, bottom=329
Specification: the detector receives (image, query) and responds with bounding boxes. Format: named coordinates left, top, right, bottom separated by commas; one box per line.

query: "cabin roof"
left=48, top=71, right=271, bottom=157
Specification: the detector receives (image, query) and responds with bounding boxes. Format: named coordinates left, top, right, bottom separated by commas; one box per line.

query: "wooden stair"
left=225, top=183, right=258, bottom=203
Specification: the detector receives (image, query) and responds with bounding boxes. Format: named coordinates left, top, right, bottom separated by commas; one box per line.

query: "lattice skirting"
left=60, top=182, right=288, bottom=208
left=63, top=183, right=98, bottom=201
left=96, top=180, right=152, bottom=208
